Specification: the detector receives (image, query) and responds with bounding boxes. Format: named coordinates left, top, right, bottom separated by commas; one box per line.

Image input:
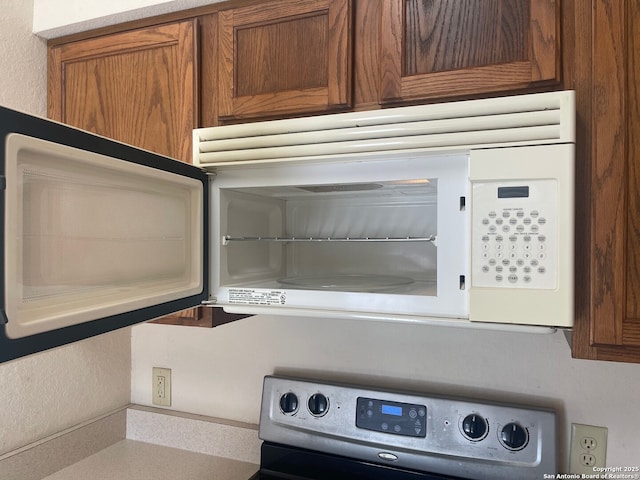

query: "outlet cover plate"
left=569, top=423, right=607, bottom=474
left=152, top=367, right=171, bottom=407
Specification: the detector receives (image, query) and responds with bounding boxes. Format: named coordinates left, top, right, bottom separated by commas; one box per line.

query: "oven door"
left=1, top=106, right=208, bottom=362
left=251, top=443, right=466, bottom=480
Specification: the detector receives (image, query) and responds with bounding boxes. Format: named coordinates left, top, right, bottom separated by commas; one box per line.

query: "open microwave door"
left=0, top=107, right=208, bottom=362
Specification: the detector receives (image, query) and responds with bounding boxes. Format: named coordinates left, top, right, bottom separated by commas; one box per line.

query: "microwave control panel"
left=471, top=179, right=557, bottom=289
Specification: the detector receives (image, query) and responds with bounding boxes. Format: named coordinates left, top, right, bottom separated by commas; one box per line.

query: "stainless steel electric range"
left=250, top=375, right=556, bottom=480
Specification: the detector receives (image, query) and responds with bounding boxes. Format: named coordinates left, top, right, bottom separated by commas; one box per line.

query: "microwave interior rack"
left=222, top=235, right=437, bottom=245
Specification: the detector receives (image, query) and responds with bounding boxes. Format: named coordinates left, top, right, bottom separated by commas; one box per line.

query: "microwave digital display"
left=497, top=186, right=530, bottom=198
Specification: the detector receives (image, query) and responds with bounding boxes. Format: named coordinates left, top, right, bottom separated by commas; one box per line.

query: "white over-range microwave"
left=0, top=91, right=575, bottom=362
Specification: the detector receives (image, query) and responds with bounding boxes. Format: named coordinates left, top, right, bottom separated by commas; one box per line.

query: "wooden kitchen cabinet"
left=215, top=0, right=352, bottom=121
left=379, top=0, right=560, bottom=104
left=566, top=1, right=640, bottom=363
left=48, top=20, right=197, bottom=163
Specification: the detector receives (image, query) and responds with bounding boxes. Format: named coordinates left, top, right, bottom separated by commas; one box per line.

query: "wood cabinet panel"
left=48, top=21, right=197, bottom=163
left=352, top=0, right=380, bottom=110
left=568, top=0, right=640, bottom=362
left=235, top=14, right=327, bottom=95
left=380, top=0, right=560, bottom=104
left=404, top=0, right=529, bottom=75
left=217, top=0, right=352, bottom=120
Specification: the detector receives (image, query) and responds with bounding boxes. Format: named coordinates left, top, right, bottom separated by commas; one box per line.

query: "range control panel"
left=356, top=397, right=427, bottom=437
left=258, top=375, right=557, bottom=480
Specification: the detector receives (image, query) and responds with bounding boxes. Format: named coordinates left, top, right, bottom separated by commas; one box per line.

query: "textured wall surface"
left=132, top=317, right=640, bottom=471
left=0, top=0, right=132, bottom=456
left=0, top=0, right=47, bottom=115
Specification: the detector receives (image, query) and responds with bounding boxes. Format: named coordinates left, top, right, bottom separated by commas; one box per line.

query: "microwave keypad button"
left=509, top=217, right=517, bottom=225
left=538, top=217, right=547, bottom=225
left=495, top=235, right=504, bottom=242
left=538, top=266, right=547, bottom=274
left=538, top=235, right=547, bottom=242
left=530, top=210, right=539, bottom=218
left=524, top=275, right=532, bottom=283
left=482, top=218, right=490, bottom=225
left=495, top=266, right=503, bottom=272
left=496, top=275, right=503, bottom=282
left=508, top=274, right=518, bottom=283
left=489, top=211, right=497, bottom=218
left=495, top=218, right=503, bottom=225
left=516, top=210, right=525, bottom=218
left=502, top=211, right=510, bottom=218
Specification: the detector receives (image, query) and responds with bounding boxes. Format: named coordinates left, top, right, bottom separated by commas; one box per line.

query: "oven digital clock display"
left=381, top=404, right=403, bottom=416
left=356, top=397, right=426, bottom=437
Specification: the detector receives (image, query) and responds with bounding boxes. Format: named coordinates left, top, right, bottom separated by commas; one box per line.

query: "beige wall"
left=0, top=0, right=131, bottom=456
left=132, top=317, right=640, bottom=471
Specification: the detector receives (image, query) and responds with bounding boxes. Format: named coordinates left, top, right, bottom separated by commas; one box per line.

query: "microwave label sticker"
left=228, top=288, right=287, bottom=306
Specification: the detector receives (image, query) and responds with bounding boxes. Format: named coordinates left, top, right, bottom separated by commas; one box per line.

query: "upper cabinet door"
left=569, top=1, right=640, bottom=363
left=217, top=0, right=352, bottom=121
left=48, top=20, right=197, bottom=163
left=379, top=0, right=560, bottom=104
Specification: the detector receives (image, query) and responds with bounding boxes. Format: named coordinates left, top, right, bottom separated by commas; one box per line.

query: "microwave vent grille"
left=194, top=91, right=575, bottom=166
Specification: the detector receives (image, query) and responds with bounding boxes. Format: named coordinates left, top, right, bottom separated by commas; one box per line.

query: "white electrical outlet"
left=152, top=367, right=171, bottom=406
left=569, top=423, right=607, bottom=474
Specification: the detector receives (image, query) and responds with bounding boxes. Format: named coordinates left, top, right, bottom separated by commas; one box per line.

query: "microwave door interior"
left=1, top=107, right=208, bottom=362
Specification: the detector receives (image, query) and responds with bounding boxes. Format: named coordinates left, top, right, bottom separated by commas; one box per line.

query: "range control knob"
left=308, top=393, right=329, bottom=416
left=279, top=392, right=299, bottom=414
left=461, top=414, right=488, bottom=440
left=500, top=422, right=529, bottom=450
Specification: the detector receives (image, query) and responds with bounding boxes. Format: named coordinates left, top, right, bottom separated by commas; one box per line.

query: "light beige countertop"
left=0, top=406, right=260, bottom=480
left=42, top=440, right=258, bottom=480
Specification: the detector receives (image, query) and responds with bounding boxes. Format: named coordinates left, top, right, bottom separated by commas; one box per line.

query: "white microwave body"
left=0, top=91, right=575, bottom=362
left=207, top=143, right=573, bottom=329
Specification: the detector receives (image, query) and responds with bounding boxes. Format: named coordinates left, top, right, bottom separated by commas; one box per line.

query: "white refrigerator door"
left=1, top=106, right=207, bottom=362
